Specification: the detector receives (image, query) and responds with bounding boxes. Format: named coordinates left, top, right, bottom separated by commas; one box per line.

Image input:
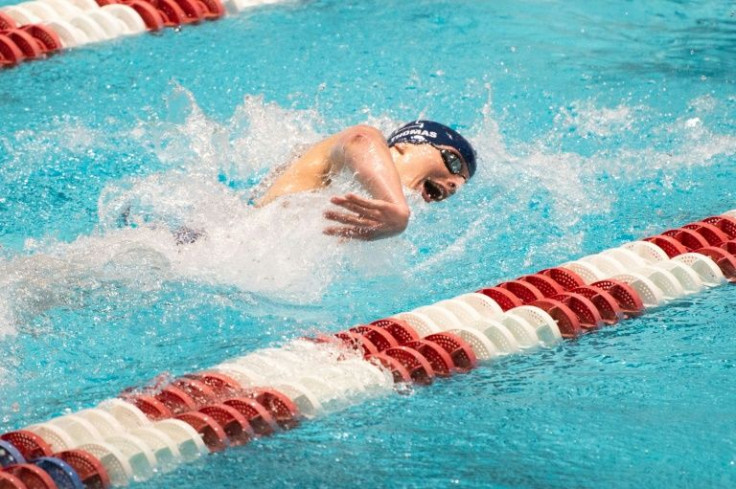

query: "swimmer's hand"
left=324, top=193, right=410, bottom=241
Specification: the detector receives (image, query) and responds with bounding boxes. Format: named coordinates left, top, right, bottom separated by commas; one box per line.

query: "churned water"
left=0, top=0, right=735, bottom=487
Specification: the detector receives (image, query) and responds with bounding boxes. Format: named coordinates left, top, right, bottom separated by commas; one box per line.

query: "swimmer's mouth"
left=422, top=179, right=447, bottom=202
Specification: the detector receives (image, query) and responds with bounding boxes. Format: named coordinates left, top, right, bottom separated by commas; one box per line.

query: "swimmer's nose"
left=448, top=174, right=466, bottom=194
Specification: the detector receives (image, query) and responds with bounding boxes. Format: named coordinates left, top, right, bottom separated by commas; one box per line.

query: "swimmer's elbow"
left=398, top=208, right=410, bottom=234
left=340, top=125, right=386, bottom=150
left=400, top=204, right=411, bottom=225
left=392, top=203, right=411, bottom=237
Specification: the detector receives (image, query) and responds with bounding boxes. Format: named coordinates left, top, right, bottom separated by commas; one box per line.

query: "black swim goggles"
left=433, top=145, right=466, bottom=179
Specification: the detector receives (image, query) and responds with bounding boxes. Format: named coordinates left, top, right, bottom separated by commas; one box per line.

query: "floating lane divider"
left=2, top=209, right=736, bottom=488
left=0, top=0, right=285, bottom=69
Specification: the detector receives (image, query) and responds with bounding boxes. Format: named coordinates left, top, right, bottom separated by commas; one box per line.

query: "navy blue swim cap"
left=387, top=120, right=477, bottom=178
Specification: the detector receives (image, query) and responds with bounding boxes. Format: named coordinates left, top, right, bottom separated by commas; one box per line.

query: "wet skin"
left=257, top=125, right=471, bottom=240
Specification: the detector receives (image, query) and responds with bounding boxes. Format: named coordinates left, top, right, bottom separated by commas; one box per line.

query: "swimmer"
left=258, top=120, right=477, bottom=241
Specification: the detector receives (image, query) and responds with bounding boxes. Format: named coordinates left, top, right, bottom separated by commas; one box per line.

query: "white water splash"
left=0, top=116, right=111, bottom=182
left=554, top=100, right=639, bottom=138
left=0, top=90, right=405, bottom=336
left=473, top=92, right=615, bottom=226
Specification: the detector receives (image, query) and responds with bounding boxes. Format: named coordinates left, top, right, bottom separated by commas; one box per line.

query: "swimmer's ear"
left=390, top=143, right=410, bottom=155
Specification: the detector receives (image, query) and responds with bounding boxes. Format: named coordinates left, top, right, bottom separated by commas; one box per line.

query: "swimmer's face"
left=400, top=144, right=470, bottom=202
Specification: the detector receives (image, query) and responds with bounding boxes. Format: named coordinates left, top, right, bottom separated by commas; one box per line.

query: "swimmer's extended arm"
left=323, top=126, right=410, bottom=240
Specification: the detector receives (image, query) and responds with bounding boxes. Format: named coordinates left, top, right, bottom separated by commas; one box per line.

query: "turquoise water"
left=1, top=0, right=735, bottom=487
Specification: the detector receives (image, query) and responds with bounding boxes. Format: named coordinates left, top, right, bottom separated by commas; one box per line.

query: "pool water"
left=1, top=0, right=735, bottom=487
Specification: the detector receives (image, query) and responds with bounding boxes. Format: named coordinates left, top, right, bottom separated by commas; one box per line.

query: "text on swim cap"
left=392, top=129, right=438, bottom=140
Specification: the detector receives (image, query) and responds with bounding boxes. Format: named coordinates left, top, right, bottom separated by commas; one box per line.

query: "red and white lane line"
left=1, top=210, right=735, bottom=488
left=0, top=0, right=288, bottom=69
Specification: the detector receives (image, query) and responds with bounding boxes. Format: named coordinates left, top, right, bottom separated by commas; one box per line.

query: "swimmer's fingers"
left=328, top=193, right=410, bottom=241
left=323, top=225, right=375, bottom=241
left=323, top=210, right=380, bottom=240
left=329, top=194, right=383, bottom=219
left=331, top=193, right=383, bottom=208
left=323, top=210, right=380, bottom=227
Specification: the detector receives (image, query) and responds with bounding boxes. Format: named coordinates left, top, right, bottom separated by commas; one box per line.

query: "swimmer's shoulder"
left=253, top=126, right=386, bottom=206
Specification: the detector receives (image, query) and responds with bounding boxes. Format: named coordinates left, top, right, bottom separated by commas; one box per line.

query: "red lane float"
left=198, top=405, right=255, bottom=447
left=381, top=347, right=435, bottom=385
left=551, top=292, right=605, bottom=330
left=0, top=432, right=52, bottom=461
left=497, top=280, right=545, bottom=304
left=20, top=26, right=62, bottom=54
left=662, top=228, right=710, bottom=251
left=136, top=0, right=187, bottom=26
left=185, top=371, right=243, bottom=399
left=477, top=286, right=523, bottom=311
left=590, top=279, right=644, bottom=317
left=539, top=267, right=585, bottom=291
left=697, top=246, right=736, bottom=281
left=334, top=331, right=380, bottom=356
left=405, top=339, right=454, bottom=377
left=683, top=222, right=730, bottom=246
left=123, top=378, right=300, bottom=433
left=722, top=240, right=736, bottom=254
left=127, top=394, right=172, bottom=420
left=424, top=333, right=478, bottom=372
left=174, top=412, right=228, bottom=452
left=367, top=354, right=412, bottom=383
left=349, top=325, right=398, bottom=352
left=55, top=450, right=110, bottom=489
left=643, top=235, right=688, bottom=258
left=0, top=472, right=26, bottom=489
left=3, top=464, right=57, bottom=489
left=5, top=29, right=44, bottom=59
left=529, top=298, right=583, bottom=338
left=570, top=285, right=624, bottom=325
left=0, top=24, right=62, bottom=66
left=702, top=216, right=736, bottom=238
left=0, top=0, right=228, bottom=70
left=519, top=273, right=566, bottom=298
left=0, top=12, right=17, bottom=31
left=222, top=398, right=279, bottom=437
left=155, top=385, right=199, bottom=414
left=124, top=1, right=166, bottom=30
left=199, top=0, right=225, bottom=18
left=0, top=34, right=24, bottom=66
left=171, top=377, right=219, bottom=407
left=172, top=0, right=206, bottom=23
left=370, top=318, right=420, bottom=345
left=249, top=389, right=300, bottom=430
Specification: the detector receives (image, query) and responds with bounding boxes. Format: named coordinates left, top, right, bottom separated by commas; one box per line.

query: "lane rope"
left=1, top=209, right=735, bottom=488
left=0, top=0, right=286, bottom=68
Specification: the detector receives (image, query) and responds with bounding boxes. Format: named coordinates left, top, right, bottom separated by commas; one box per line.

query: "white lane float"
left=70, top=13, right=108, bottom=42
left=43, top=19, right=89, bottom=47
left=560, top=260, right=607, bottom=284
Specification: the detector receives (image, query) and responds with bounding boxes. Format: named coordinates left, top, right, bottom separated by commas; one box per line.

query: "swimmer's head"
left=388, top=120, right=477, bottom=178
left=387, top=120, right=477, bottom=202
